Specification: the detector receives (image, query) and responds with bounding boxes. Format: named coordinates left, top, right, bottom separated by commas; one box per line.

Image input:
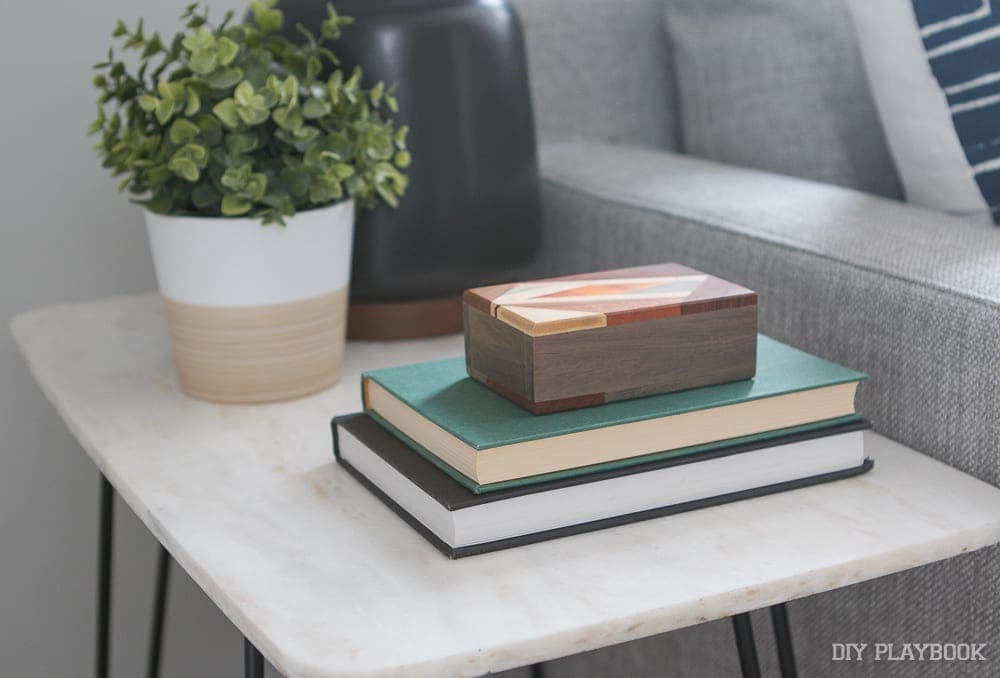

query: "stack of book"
left=333, top=264, right=872, bottom=558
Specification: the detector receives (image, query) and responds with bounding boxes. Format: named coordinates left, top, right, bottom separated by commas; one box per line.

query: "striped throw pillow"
left=847, top=0, right=1000, bottom=224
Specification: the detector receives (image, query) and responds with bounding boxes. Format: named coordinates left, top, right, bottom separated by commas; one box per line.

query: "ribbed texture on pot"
left=162, top=287, right=348, bottom=403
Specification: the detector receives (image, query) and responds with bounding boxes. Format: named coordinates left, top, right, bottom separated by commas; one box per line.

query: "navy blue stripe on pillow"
left=917, top=0, right=999, bottom=51
left=912, top=0, right=1000, bottom=223
left=944, top=78, right=1000, bottom=107
left=928, top=37, right=1000, bottom=88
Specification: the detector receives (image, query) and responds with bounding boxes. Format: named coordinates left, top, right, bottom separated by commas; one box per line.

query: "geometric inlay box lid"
left=463, top=263, right=757, bottom=337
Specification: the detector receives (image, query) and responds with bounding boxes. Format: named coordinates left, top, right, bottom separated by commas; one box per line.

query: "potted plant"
left=90, top=1, right=410, bottom=403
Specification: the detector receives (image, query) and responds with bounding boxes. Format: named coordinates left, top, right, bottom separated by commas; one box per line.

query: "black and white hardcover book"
left=333, top=414, right=872, bottom=558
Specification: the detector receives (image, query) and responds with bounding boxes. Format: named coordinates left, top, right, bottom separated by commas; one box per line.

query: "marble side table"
left=11, top=295, right=1000, bottom=678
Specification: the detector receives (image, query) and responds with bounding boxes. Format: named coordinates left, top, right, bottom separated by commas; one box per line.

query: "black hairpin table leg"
left=245, top=638, right=264, bottom=678
left=731, top=612, right=761, bottom=678
left=770, top=603, right=797, bottom=678
left=97, top=476, right=114, bottom=678
left=146, top=545, right=171, bottom=678
left=531, top=662, right=544, bottom=678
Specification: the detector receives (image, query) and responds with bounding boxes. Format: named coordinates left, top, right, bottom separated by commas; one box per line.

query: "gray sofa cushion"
left=514, top=0, right=679, bottom=149
left=664, top=0, right=903, bottom=199
left=529, top=140, right=1000, bottom=677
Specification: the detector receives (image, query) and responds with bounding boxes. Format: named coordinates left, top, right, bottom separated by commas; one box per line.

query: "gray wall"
left=0, top=1, right=280, bottom=675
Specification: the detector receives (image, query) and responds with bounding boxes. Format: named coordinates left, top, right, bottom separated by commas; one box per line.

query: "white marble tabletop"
left=11, top=294, right=1000, bottom=678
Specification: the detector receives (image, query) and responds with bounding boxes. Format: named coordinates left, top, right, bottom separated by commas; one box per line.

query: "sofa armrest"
left=512, top=0, right=677, bottom=150
left=535, top=141, right=1000, bottom=486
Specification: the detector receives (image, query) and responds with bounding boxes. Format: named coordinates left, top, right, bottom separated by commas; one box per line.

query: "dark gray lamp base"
left=279, top=0, right=543, bottom=340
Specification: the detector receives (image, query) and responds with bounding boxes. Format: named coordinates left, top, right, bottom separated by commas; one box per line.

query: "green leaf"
left=294, top=122, right=318, bottom=139
left=374, top=161, right=398, bottom=180
left=168, top=118, right=200, bottom=144
left=259, top=87, right=279, bottom=109
left=345, top=67, right=361, bottom=91
left=141, top=33, right=164, bottom=58
left=376, top=183, right=399, bottom=208
left=306, top=56, right=321, bottom=82
left=219, top=9, right=236, bottom=31
left=343, top=174, right=364, bottom=196
left=189, top=48, right=218, bottom=75
left=272, top=105, right=303, bottom=131
left=221, top=194, right=253, bottom=215
left=157, top=81, right=186, bottom=104
left=205, top=66, right=244, bottom=90
left=281, top=168, right=310, bottom=198
left=184, top=88, right=201, bottom=116
left=157, top=81, right=175, bottom=102
left=303, top=144, right=325, bottom=168
left=251, top=1, right=283, bottom=33
left=244, top=173, right=267, bottom=201
left=290, top=126, right=320, bottom=149
left=213, top=98, right=240, bottom=128
left=260, top=209, right=286, bottom=226
left=145, top=191, right=172, bottom=214
left=367, top=135, right=394, bottom=160
left=173, top=143, right=208, bottom=166
left=181, top=27, right=214, bottom=53
left=309, top=175, right=342, bottom=204
left=217, top=37, right=239, bottom=66
left=137, top=95, right=158, bottom=112
left=326, top=133, right=351, bottom=158
left=237, top=105, right=270, bottom=126
left=320, top=3, right=354, bottom=40
left=221, top=164, right=251, bottom=191
left=301, top=98, right=331, bottom=119
left=154, top=99, right=176, bottom=125
left=332, top=163, right=354, bottom=179
left=225, top=132, right=259, bottom=155
left=196, top=114, right=223, bottom=144
left=167, top=156, right=199, bottom=182
left=327, top=70, right=343, bottom=104
left=394, top=150, right=411, bottom=168
left=234, top=81, right=254, bottom=107
left=281, top=75, right=299, bottom=105
left=146, top=164, right=172, bottom=186
left=191, top=183, right=220, bottom=208
left=112, top=20, right=128, bottom=38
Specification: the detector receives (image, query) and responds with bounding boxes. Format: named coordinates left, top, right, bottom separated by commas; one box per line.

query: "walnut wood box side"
left=464, top=302, right=758, bottom=415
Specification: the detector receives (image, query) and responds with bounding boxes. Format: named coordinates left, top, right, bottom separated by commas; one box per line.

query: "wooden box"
left=463, top=264, right=757, bottom=414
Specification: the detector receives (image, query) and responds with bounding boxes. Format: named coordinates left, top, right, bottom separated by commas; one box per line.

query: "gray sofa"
left=510, top=0, right=1000, bottom=676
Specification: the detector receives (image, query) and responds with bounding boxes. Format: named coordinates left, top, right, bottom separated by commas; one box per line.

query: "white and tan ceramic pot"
left=145, top=200, right=354, bottom=403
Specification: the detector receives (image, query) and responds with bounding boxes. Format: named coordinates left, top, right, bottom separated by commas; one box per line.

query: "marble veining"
left=11, top=294, right=1000, bottom=678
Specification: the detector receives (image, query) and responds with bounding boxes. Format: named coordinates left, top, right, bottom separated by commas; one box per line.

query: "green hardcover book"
left=361, top=335, right=866, bottom=493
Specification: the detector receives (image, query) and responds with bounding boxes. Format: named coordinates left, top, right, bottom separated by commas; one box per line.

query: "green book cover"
left=361, top=335, right=867, bottom=493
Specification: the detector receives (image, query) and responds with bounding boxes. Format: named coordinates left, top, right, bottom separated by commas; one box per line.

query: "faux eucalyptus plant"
left=90, top=1, right=409, bottom=224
